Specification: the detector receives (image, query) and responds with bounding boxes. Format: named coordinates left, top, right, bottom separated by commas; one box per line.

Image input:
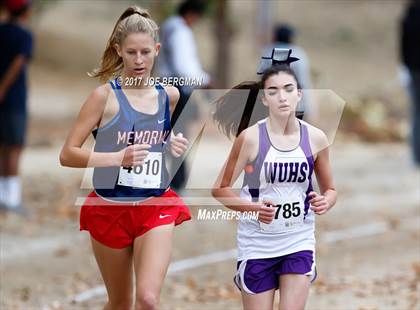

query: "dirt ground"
left=1, top=1, right=419, bottom=309
left=0, top=116, right=419, bottom=310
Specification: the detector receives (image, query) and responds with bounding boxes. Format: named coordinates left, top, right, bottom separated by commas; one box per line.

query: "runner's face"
left=116, top=32, right=160, bottom=79
left=262, top=72, right=301, bottom=118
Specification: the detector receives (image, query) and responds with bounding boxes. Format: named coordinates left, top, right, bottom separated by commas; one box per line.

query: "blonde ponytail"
left=89, top=6, right=159, bottom=82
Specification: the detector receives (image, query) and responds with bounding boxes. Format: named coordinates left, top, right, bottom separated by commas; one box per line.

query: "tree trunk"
left=214, top=0, right=230, bottom=88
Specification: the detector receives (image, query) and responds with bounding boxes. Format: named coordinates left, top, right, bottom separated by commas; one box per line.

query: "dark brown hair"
left=212, top=65, right=301, bottom=138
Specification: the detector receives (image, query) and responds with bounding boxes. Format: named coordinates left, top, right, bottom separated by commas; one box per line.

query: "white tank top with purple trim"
left=237, top=118, right=316, bottom=261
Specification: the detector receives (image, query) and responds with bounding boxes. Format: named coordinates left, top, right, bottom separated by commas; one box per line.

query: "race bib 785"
left=260, top=200, right=305, bottom=233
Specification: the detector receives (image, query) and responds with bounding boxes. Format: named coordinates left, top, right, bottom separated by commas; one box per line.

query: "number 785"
left=274, top=202, right=300, bottom=219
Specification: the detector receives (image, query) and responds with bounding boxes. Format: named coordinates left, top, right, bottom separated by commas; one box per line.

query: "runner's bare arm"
left=310, top=131, right=337, bottom=215
left=165, top=85, right=188, bottom=157
left=165, top=85, right=180, bottom=116
left=212, top=127, right=263, bottom=212
left=60, top=85, right=126, bottom=168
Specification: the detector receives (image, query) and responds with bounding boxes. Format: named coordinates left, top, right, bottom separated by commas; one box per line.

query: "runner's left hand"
left=170, top=133, right=189, bottom=157
left=309, top=191, right=330, bottom=215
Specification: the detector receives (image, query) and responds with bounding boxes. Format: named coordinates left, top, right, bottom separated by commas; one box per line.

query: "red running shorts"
left=80, top=188, right=191, bottom=249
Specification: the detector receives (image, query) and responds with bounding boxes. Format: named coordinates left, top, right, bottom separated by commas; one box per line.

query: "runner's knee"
left=135, top=290, right=158, bottom=310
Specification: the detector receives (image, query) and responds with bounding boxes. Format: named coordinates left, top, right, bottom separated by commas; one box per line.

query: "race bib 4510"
left=117, top=152, right=162, bottom=189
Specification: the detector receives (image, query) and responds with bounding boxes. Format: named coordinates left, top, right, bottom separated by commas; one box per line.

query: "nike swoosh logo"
left=159, top=214, right=171, bottom=219
left=158, top=119, right=166, bottom=124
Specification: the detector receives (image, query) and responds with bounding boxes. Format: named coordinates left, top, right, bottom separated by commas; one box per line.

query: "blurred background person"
left=400, top=0, right=420, bottom=165
left=157, top=0, right=211, bottom=191
left=262, top=24, right=314, bottom=120
left=0, top=0, right=33, bottom=214
left=0, top=0, right=9, bottom=21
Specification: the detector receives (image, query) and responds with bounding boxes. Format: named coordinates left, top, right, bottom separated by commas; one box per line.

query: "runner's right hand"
left=118, top=144, right=151, bottom=167
left=257, top=199, right=276, bottom=224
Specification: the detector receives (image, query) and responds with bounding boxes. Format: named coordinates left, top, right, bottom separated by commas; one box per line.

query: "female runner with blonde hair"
left=60, top=6, right=190, bottom=309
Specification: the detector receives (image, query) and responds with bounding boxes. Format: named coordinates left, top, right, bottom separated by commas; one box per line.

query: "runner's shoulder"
left=236, top=123, right=259, bottom=151
left=86, top=83, right=112, bottom=109
left=300, top=120, right=329, bottom=154
left=163, top=85, right=180, bottom=108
